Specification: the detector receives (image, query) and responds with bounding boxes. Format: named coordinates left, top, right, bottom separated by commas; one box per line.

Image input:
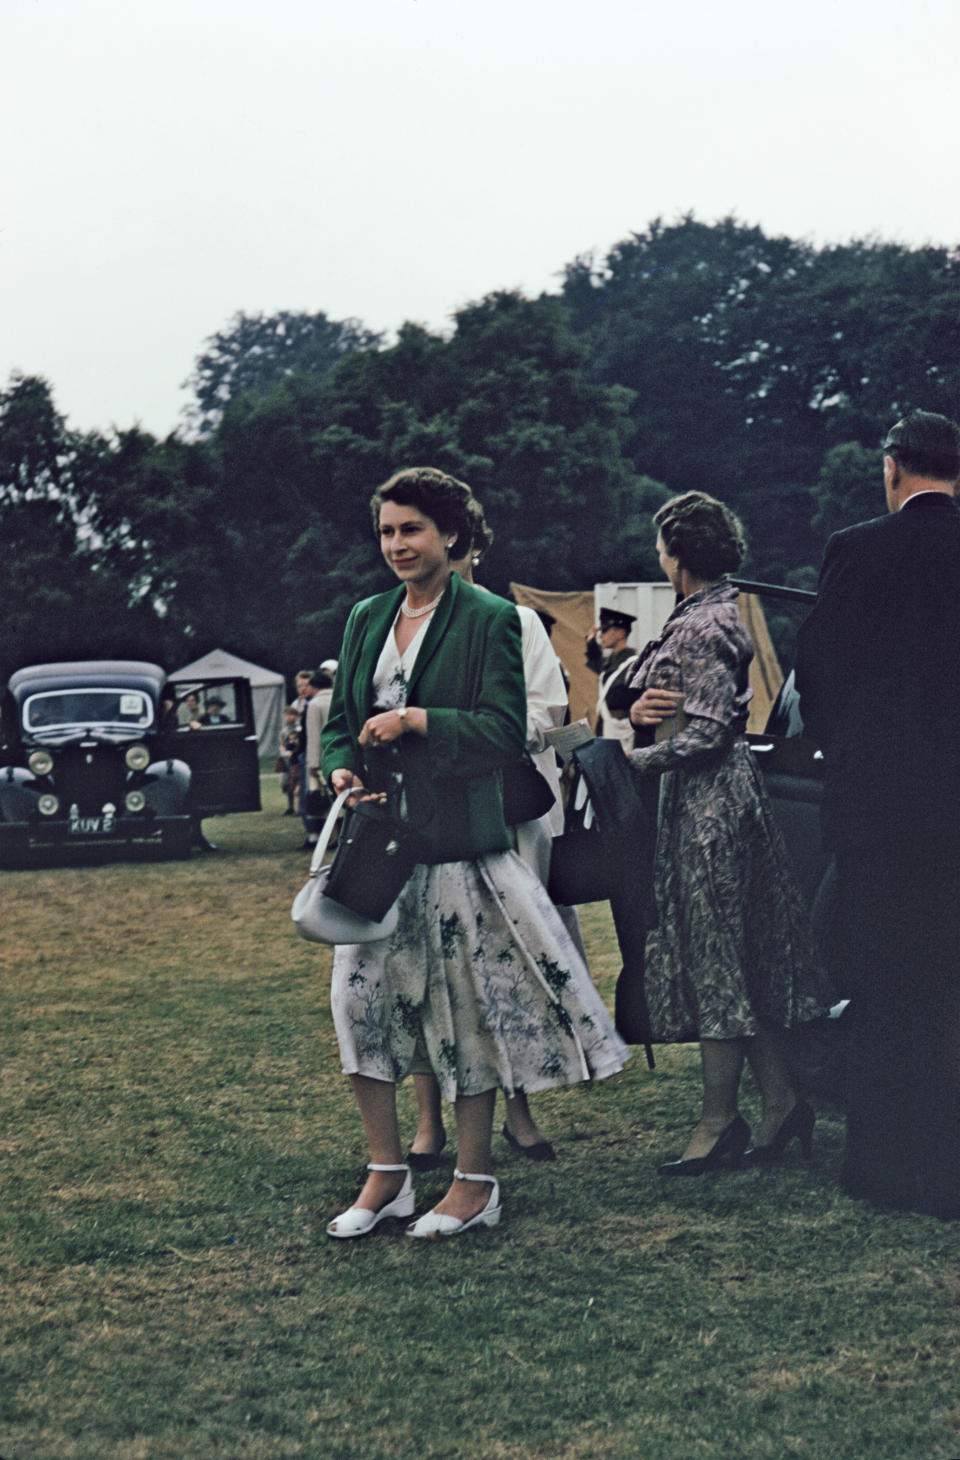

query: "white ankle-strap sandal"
left=405, top=1168, right=501, bottom=1238
left=326, top=1163, right=415, bottom=1240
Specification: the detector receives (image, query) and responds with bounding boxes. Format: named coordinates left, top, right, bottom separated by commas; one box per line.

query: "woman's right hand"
left=329, top=768, right=386, bottom=807
left=330, top=769, right=365, bottom=796
left=630, top=688, right=682, bottom=727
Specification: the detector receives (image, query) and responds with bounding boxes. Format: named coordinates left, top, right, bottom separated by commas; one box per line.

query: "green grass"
left=2, top=777, right=959, bottom=1458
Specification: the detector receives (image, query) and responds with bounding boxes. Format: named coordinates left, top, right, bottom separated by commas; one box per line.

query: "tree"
left=440, top=291, right=669, bottom=592
left=0, top=373, right=74, bottom=510
left=197, top=295, right=669, bottom=670
left=808, top=442, right=883, bottom=542
left=182, top=310, right=383, bottom=437
left=0, top=374, right=223, bottom=676
left=563, top=216, right=960, bottom=578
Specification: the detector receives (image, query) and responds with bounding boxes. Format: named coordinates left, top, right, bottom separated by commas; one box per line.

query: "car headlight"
left=125, top=744, right=151, bottom=772
left=125, top=789, right=147, bottom=813
left=38, top=794, right=59, bottom=816
left=28, top=750, right=54, bottom=776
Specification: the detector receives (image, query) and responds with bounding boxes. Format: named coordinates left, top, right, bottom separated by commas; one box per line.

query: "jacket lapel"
left=352, top=586, right=405, bottom=725
left=404, top=574, right=458, bottom=702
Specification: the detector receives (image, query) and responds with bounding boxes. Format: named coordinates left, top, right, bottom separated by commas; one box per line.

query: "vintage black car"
left=0, top=660, right=261, bottom=863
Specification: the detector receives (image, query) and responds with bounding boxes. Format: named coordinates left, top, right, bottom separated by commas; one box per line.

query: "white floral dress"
left=330, top=618, right=628, bottom=1100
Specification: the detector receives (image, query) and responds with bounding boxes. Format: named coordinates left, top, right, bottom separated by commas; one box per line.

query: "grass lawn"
left=2, top=777, right=959, bottom=1459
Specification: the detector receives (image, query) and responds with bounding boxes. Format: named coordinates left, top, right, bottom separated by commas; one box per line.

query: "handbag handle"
left=306, top=784, right=368, bottom=878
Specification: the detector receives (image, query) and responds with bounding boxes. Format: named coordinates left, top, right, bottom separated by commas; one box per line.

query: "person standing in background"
left=406, top=498, right=580, bottom=1168
left=292, top=670, right=318, bottom=850
left=278, top=705, right=302, bottom=815
left=796, top=410, right=960, bottom=1219
left=586, top=608, right=637, bottom=751
left=628, top=492, right=831, bottom=1175
left=303, top=663, right=337, bottom=838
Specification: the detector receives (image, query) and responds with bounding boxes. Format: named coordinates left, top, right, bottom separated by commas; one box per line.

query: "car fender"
left=0, top=765, right=41, bottom=822
left=141, top=758, right=192, bottom=815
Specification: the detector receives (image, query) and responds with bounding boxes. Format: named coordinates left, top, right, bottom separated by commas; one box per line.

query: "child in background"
left=277, top=705, right=302, bottom=815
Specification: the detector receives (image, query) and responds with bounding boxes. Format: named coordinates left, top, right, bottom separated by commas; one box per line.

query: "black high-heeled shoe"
left=502, top=1124, right=556, bottom=1162
left=657, top=1114, right=750, bottom=1177
left=744, top=1100, right=815, bottom=1162
left=405, top=1131, right=448, bottom=1171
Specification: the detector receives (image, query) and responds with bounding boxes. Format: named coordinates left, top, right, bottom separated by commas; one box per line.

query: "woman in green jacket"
left=321, top=467, right=627, bottom=1240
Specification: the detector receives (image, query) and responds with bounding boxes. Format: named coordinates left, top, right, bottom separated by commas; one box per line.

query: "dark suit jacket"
left=321, top=573, right=526, bottom=863
left=795, top=492, right=960, bottom=853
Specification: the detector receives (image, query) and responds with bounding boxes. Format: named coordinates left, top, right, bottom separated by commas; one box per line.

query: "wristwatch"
left=397, top=706, right=408, bottom=730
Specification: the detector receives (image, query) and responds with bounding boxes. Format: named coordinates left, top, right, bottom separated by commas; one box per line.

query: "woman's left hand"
left=630, top=687, right=682, bottom=727
left=359, top=707, right=425, bottom=746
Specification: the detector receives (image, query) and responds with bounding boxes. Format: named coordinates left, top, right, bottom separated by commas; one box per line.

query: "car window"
left=170, top=682, right=241, bottom=728
left=23, top=689, right=154, bottom=732
left=731, top=580, right=817, bottom=740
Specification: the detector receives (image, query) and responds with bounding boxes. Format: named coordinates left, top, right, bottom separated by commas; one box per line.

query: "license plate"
left=68, top=814, right=115, bottom=835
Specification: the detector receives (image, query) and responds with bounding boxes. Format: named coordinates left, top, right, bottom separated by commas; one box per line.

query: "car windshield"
left=23, top=689, right=154, bottom=732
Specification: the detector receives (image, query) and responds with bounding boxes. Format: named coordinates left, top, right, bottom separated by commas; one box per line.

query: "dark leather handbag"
left=324, top=795, right=429, bottom=922
left=292, top=786, right=430, bottom=943
left=501, top=755, right=556, bottom=826
left=292, top=787, right=400, bottom=945
left=546, top=742, right=620, bottom=904
left=547, top=829, right=615, bottom=904
left=547, top=739, right=657, bottom=909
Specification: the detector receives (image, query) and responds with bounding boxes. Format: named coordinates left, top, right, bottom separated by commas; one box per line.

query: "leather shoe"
left=744, top=1101, right=815, bottom=1162
left=502, top=1123, right=556, bottom=1162
left=406, top=1134, right=448, bottom=1171
left=657, top=1115, right=750, bottom=1176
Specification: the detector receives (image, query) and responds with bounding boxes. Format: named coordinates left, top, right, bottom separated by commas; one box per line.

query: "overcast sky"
left=3, top=0, right=958, bottom=440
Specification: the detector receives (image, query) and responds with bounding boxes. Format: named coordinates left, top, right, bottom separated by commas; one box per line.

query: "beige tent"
left=511, top=581, right=782, bottom=734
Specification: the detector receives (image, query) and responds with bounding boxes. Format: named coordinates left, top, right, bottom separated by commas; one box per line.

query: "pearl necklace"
left=400, top=589, right=445, bottom=619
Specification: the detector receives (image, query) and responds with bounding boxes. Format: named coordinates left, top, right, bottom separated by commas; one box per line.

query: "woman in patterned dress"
left=321, top=467, right=627, bottom=1238
left=627, top=492, right=832, bottom=1175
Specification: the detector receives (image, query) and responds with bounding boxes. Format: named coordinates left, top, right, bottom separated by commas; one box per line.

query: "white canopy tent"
left=169, top=647, right=286, bottom=756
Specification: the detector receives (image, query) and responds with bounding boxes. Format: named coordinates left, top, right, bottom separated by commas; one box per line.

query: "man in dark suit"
left=796, top=409, right=960, bottom=1218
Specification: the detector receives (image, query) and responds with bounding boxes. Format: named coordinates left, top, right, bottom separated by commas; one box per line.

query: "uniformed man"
left=586, top=607, right=637, bottom=752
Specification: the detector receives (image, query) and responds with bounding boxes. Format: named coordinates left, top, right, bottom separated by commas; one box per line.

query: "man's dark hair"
left=883, top=411, right=960, bottom=482
left=309, top=670, right=333, bottom=690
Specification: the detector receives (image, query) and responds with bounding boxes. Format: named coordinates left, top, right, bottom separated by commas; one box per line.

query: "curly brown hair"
left=653, top=492, right=746, bottom=580
left=464, top=496, right=495, bottom=564
left=370, top=467, right=475, bottom=559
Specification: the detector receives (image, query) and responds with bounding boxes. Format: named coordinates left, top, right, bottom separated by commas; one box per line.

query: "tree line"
left=3, top=214, right=958, bottom=685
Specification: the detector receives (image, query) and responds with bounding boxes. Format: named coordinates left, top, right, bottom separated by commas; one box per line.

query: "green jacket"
left=321, top=574, right=526, bottom=864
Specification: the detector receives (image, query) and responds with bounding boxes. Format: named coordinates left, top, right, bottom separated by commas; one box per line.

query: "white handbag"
left=291, top=786, right=400, bottom=945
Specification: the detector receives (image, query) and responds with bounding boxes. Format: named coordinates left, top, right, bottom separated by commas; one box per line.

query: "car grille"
left=51, top=746, right=128, bottom=814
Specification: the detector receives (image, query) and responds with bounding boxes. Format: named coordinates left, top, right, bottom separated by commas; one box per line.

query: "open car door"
left=732, top=579, right=833, bottom=918
left=162, top=676, right=261, bottom=815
